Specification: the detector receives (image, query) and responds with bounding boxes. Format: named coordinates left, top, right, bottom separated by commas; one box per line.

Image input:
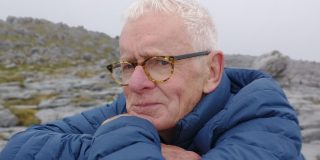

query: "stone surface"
left=252, top=50, right=290, bottom=78
left=36, top=106, right=95, bottom=124
left=302, top=128, right=320, bottom=143
left=1, top=90, right=37, bottom=100
left=0, top=141, right=6, bottom=152
left=0, top=105, right=18, bottom=127
left=38, top=98, right=71, bottom=109
left=302, top=143, right=320, bottom=160
left=0, top=127, right=26, bottom=151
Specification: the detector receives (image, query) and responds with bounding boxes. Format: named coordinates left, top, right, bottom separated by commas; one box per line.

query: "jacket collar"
left=172, top=71, right=232, bottom=148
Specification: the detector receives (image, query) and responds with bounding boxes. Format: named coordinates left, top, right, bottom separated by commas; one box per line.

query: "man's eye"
left=158, top=60, right=169, bottom=65
left=121, top=64, right=134, bottom=70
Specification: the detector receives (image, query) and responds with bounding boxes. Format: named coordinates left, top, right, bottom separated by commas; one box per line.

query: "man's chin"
left=131, top=114, right=163, bottom=130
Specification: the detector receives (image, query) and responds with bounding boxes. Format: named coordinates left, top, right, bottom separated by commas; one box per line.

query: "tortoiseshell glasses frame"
left=106, top=50, right=210, bottom=86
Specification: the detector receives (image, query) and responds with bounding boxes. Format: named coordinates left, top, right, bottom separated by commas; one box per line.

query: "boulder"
left=38, top=98, right=71, bottom=109
left=302, top=143, right=320, bottom=160
left=252, top=50, right=289, bottom=78
left=302, top=128, right=320, bottom=143
left=0, top=105, right=18, bottom=127
left=36, top=106, right=95, bottom=124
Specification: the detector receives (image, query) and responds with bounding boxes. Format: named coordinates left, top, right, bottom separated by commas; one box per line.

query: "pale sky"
left=1, top=0, right=320, bottom=62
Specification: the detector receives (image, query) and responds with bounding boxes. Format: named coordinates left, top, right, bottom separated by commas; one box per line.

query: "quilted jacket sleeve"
left=0, top=95, right=163, bottom=160
left=198, top=78, right=304, bottom=160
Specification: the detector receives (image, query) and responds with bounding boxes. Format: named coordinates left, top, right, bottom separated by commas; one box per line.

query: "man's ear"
left=203, top=50, right=224, bottom=93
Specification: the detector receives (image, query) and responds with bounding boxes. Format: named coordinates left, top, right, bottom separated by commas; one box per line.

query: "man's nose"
left=127, top=66, right=155, bottom=92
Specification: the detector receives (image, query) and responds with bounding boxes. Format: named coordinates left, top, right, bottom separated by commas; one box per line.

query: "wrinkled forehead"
left=119, top=11, right=193, bottom=61
left=119, top=49, right=166, bottom=62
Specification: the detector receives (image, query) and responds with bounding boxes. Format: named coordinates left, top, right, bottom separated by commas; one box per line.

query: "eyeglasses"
left=106, top=50, right=210, bottom=86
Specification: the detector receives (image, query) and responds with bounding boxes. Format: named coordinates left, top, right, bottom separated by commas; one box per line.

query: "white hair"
left=123, top=0, right=219, bottom=51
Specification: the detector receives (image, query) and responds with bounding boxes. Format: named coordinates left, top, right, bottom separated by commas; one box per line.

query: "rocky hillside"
left=1, top=17, right=320, bottom=159
left=0, top=16, right=122, bottom=152
left=0, top=16, right=122, bottom=119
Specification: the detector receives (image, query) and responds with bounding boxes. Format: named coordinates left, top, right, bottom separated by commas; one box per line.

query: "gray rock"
left=36, top=106, right=95, bottom=124
left=0, top=127, right=26, bottom=140
left=0, top=83, right=21, bottom=93
left=97, top=44, right=112, bottom=54
left=302, top=128, right=320, bottom=143
left=299, top=111, right=320, bottom=130
left=302, top=143, right=320, bottom=160
left=1, top=90, right=37, bottom=100
left=0, top=41, right=13, bottom=52
left=4, top=63, right=17, bottom=69
left=4, top=63, right=16, bottom=69
left=36, top=36, right=46, bottom=45
left=71, top=79, right=96, bottom=90
left=284, top=88, right=320, bottom=131
left=252, top=50, right=289, bottom=78
left=87, top=87, right=122, bottom=100
left=0, top=105, right=18, bottom=127
left=97, top=59, right=108, bottom=68
left=281, top=60, right=320, bottom=88
left=38, top=98, right=71, bottom=109
left=83, top=52, right=94, bottom=62
left=0, top=140, right=7, bottom=151
left=24, top=78, right=77, bottom=93
left=35, top=108, right=60, bottom=123
left=24, top=81, right=62, bottom=92
left=224, top=54, right=255, bottom=68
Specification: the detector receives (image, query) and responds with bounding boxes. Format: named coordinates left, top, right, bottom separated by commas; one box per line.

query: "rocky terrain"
left=1, top=17, right=320, bottom=159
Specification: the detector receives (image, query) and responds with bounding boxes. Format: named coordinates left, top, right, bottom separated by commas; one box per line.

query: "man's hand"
left=161, top=144, right=201, bottom=160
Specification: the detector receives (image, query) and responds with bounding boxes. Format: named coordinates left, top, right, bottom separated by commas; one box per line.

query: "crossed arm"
left=0, top=90, right=303, bottom=160
left=0, top=103, right=198, bottom=160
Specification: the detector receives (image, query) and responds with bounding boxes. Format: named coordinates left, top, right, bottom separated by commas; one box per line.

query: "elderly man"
left=0, top=0, right=304, bottom=159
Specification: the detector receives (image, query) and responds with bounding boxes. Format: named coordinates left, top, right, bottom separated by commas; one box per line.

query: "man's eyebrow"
left=119, top=56, right=133, bottom=61
left=141, top=53, right=162, bottom=58
left=119, top=51, right=165, bottom=61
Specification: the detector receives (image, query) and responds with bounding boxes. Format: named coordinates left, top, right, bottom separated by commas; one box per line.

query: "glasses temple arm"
left=174, top=50, right=210, bottom=60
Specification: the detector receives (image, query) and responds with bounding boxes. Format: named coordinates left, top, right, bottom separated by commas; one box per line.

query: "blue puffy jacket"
left=0, top=68, right=304, bottom=160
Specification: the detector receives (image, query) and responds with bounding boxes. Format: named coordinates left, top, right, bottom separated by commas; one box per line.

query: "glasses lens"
left=145, top=57, right=173, bottom=82
left=112, top=62, right=135, bottom=85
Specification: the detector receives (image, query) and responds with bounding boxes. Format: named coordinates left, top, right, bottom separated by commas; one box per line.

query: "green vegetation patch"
left=9, top=107, right=40, bottom=126
left=3, top=93, right=58, bottom=107
left=0, top=73, right=25, bottom=84
left=0, top=65, right=27, bottom=85
left=74, top=70, right=96, bottom=78
left=3, top=93, right=58, bottom=126
left=0, top=61, right=77, bottom=84
left=0, top=133, right=5, bottom=140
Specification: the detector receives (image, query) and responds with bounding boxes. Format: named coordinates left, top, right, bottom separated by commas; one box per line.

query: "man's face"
left=119, top=11, right=208, bottom=131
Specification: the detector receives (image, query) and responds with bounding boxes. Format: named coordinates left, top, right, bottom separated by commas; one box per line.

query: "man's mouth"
left=134, top=102, right=161, bottom=107
left=131, top=102, right=162, bottom=114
